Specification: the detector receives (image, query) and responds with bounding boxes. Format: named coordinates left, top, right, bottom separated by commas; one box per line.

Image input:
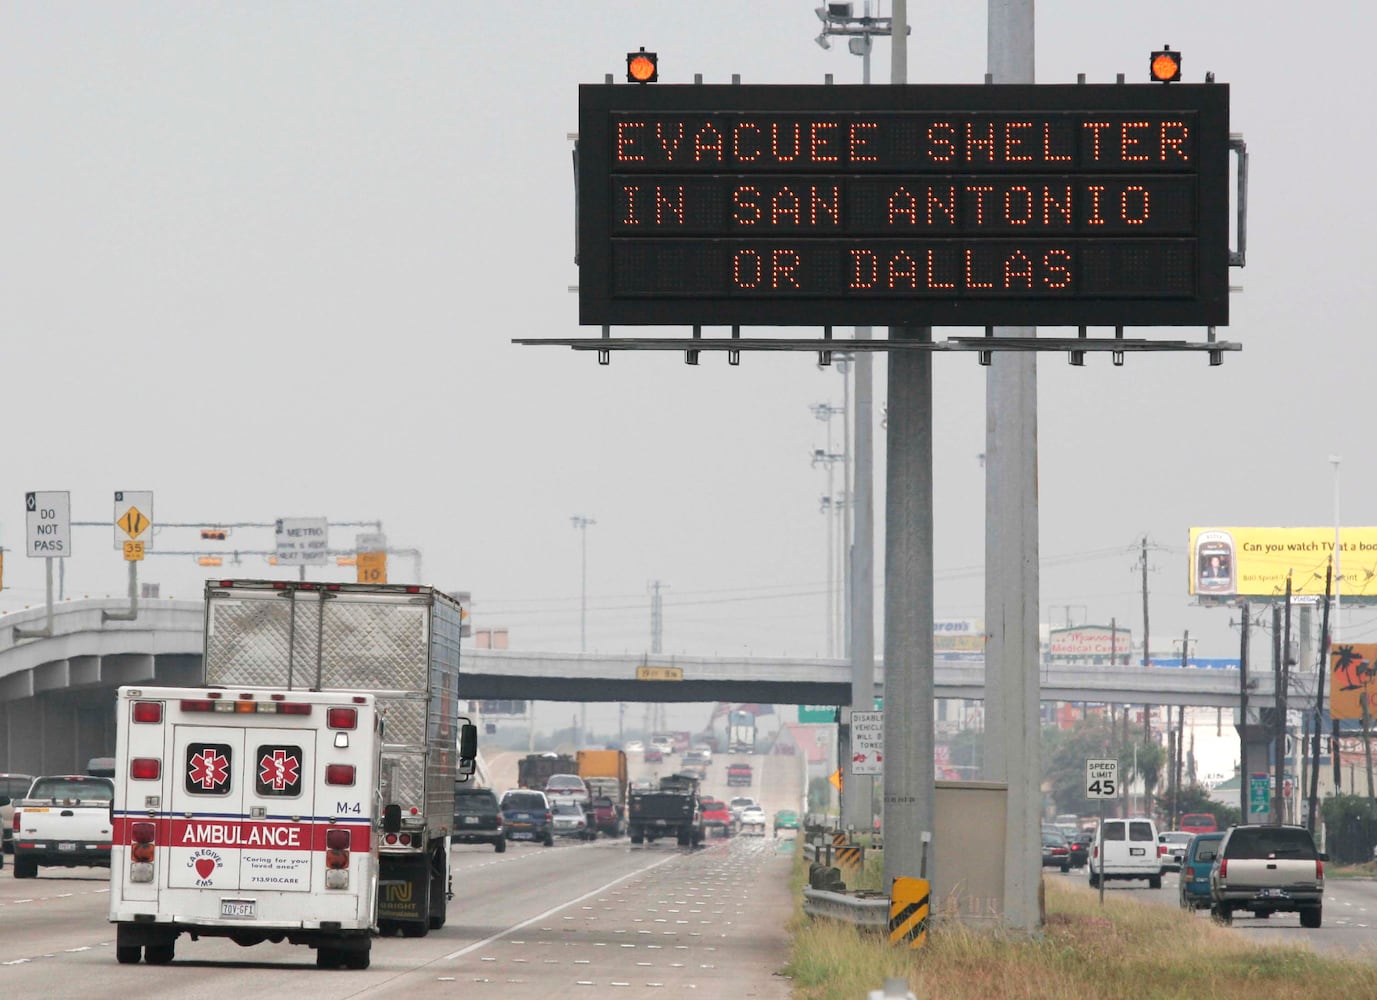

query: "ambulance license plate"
left=221, top=899, right=256, bottom=919
left=58, top=842, right=76, bottom=852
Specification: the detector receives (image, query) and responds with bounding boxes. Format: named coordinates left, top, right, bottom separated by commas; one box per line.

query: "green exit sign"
left=798, top=705, right=838, bottom=724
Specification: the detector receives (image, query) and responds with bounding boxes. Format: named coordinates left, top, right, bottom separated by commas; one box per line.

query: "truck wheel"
left=495, top=838, right=507, bottom=853
left=402, top=921, right=429, bottom=938
left=347, top=941, right=372, bottom=970
left=1300, top=906, right=1322, bottom=928
left=116, top=946, right=141, bottom=964
left=676, top=830, right=690, bottom=847
left=1087, top=871, right=1099, bottom=888
left=13, top=856, right=37, bottom=879
left=1211, top=904, right=1232, bottom=926
left=543, top=832, right=554, bottom=847
left=1149, top=875, right=1162, bottom=890
left=144, top=943, right=175, bottom=965
left=630, top=831, right=644, bottom=845
left=317, top=946, right=342, bottom=969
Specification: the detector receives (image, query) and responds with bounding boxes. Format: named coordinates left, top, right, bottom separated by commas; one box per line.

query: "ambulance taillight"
left=132, top=701, right=163, bottom=723
left=327, top=707, right=357, bottom=730
left=130, top=821, right=157, bottom=883
left=325, top=765, right=355, bottom=785
left=130, top=758, right=161, bottom=780
left=324, top=828, right=351, bottom=889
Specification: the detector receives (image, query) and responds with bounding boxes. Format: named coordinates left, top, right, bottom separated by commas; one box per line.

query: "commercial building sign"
left=1048, top=624, right=1132, bottom=660
left=1189, top=527, right=1377, bottom=601
left=934, top=618, right=984, bottom=652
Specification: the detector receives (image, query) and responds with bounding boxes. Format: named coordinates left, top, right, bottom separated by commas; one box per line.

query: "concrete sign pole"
left=881, top=0, right=937, bottom=898
left=984, top=0, right=1042, bottom=933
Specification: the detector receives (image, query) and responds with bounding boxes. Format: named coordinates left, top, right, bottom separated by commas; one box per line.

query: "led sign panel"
left=578, top=83, right=1230, bottom=328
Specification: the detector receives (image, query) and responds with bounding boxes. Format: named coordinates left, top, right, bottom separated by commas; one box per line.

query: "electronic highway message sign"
left=577, top=83, right=1230, bottom=328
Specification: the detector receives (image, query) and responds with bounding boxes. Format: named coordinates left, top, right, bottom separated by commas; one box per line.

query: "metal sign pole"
left=1098, top=797, right=1106, bottom=907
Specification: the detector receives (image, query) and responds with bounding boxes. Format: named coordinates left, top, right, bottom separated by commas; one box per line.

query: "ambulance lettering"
left=179, top=822, right=304, bottom=848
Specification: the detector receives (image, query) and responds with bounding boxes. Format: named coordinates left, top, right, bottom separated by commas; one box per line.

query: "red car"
left=644, top=747, right=664, bottom=763
left=700, top=798, right=732, bottom=837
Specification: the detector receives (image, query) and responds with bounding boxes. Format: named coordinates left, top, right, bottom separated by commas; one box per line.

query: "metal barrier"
left=801, top=887, right=892, bottom=930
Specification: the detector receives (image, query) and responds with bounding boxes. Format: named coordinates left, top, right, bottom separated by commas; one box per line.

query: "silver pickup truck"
left=1209, top=824, right=1326, bottom=927
left=12, top=774, right=115, bottom=878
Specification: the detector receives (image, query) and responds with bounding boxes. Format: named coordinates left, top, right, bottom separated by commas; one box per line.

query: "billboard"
left=578, top=83, right=1231, bottom=328
left=1188, top=527, right=1377, bottom=601
left=1330, top=644, right=1377, bottom=721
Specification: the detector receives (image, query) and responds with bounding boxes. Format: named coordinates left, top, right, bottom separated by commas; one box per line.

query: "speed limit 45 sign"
left=1086, top=758, right=1119, bottom=798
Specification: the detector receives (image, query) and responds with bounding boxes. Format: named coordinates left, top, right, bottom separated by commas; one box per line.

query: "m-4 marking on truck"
left=336, top=801, right=363, bottom=814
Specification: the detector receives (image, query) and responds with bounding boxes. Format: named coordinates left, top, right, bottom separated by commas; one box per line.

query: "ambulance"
left=109, top=685, right=386, bottom=969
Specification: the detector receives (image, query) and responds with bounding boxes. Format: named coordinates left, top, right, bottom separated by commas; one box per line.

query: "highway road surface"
left=0, top=746, right=804, bottom=999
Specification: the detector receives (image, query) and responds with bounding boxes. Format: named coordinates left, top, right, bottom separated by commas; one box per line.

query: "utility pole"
left=1309, top=561, right=1332, bottom=831
left=1239, top=603, right=1251, bottom=820
left=1272, top=602, right=1284, bottom=824
left=1282, top=576, right=1294, bottom=822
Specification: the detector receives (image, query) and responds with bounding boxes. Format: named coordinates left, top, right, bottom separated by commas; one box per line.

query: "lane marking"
left=443, top=852, right=681, bottom=962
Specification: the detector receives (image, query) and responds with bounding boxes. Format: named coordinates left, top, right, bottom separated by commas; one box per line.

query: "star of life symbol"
left=189, top=748, right=229, bottom=790
left=260, top=749, right=300, bottom=791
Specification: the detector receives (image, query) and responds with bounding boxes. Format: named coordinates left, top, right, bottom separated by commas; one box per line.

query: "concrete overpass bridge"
left=0, top=598, right=1272, bottom=775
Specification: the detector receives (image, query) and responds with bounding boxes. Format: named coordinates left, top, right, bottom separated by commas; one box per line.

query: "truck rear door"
left=168, top=724, right=317, bottom=894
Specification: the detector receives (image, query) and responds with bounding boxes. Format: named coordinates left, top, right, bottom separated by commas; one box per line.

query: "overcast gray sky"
left=1, top=2, right=1369, bottom=692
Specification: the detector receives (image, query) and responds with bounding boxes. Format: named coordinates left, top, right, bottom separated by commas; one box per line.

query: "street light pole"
left=571, top=514, right=596, bottom=745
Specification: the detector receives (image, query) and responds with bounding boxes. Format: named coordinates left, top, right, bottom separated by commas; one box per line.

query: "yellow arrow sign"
left=829, top=768, right=843, bottom=792
left=118, top=506, right=149, bottom=540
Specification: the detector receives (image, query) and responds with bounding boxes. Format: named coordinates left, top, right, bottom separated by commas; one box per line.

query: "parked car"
left=1179, top=831, right=1225, bottom=911
left=1088, top=817, right=1162, bottom=888
left=644, top=747, right=664, bottom=763
left=1158, top=831, right=1194, bottom=872
left=773, top=809, right=801, bottom=836
left=701, top=798, right=732, bottom=837
left=452, top=785, right=506, bottom=852
left=0, top=772, right=34, bottom=857
left=1069, top=830, right=1093, bottom=869
left=1041, top=831, right=1071, bottom=872
left=500, top=789, right=554, bottom=846
left=552, top=800, right=594, bottom=839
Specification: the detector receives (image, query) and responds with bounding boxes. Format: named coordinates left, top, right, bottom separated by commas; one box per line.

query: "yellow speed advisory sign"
left=635, top=665, right=683, bottom=681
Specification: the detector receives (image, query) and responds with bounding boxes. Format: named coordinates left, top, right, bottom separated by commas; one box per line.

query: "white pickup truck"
left=12, top=774, right=115, bottom=878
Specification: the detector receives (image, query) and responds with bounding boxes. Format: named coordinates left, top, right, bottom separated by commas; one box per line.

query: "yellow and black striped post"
left=888, top=876, right=930, bottom=949
left=835, top=844, right=863, bottom=881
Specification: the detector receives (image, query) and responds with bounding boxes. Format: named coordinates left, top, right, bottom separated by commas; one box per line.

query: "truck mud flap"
left=378, top=853, right=431, bottom=936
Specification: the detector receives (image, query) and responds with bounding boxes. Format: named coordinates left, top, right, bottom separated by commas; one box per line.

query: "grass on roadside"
left=785, top=873, right=1377, bottom=1000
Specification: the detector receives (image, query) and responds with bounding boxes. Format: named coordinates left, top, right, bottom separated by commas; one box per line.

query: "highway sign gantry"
left=113, top=490, right=154, bottom=552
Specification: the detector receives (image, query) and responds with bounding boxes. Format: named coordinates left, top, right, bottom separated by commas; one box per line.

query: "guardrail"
left=802, top=887, right=891, bottom=930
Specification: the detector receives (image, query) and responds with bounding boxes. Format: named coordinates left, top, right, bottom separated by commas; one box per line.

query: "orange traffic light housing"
left=627, top=47, right=658, bottom=84
left=1150, top=46, right=1181, bottom=83
left=197, top=556, right=223, bottom=567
